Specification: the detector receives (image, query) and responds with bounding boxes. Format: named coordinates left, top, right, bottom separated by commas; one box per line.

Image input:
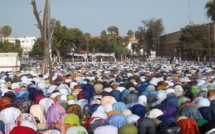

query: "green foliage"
left=180, top=24, right=208, bottom=58
left=31, top=21, right=130, bottom=59
left=99, top=29, right=128, bottom=58
left=30, top=38, right=43, bottom=57
left=0, top=40, right=23, bottom=56
left=0, top=25, right=12, bottom=38
left=135, top=18, right=164, bottom=59
left=205, top=0, right=215, bottom=22
left=127, top=30, right=134, bottom=37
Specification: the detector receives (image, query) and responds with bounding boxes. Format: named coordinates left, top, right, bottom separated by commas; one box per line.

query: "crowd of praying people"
left=0, top=59, right=215, bottom=134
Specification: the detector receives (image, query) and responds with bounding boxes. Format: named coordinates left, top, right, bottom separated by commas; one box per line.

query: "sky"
left=0, top=0, right=210, bottom=38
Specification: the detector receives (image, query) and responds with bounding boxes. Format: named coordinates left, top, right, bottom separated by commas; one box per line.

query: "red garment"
left=33, top=94, right=45, bottom=104
left=177, top=118, right=199, bottom=134
left=9, top=126, right=36, bottom=134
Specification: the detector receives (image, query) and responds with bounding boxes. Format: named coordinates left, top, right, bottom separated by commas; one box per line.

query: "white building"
left=126, top=36, right=138, bottom=55
left=5, top=36, right=36, bottom=57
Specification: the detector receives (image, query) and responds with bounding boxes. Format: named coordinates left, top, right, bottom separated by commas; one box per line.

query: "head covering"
left=125, top=94, right=138, bottom=104
left=16, top=113, right=37, bottom=130
left=179, top=106, right=203, bottom=119
left=156, top=90, right=167, bottom=104
left=9, top=126, right=36, bottom=134
left=178, top=96, right=191, bottom=106
left=161, top=95, right=178, bottom=108
left=39, top=98, right=54, bottom=113
left=66, top=104, right=82, bottom=115
left=122, top=109, right=132, bottom=117
left=94, top=125, right=118, bottom=134
left=191, top=85, right=199, bottom=96
left=20, top=121, right=37, bottom=131
left=118, top=124, right=138, bottom=134
left=112, top=102, right=126, bottom=112
left=126, top=114, right=140, bottom=124
left=65, top=126, right=88, bottom=134
left=33, top=94, right=45, bottom=104
left=91, top=111, right=108, bottom=120
left=174, top=85, right=184, bottom=97
left=137, top=95, right=147, bottom=106
left=46, top=104, right=66, bottom=127
left=110, top=90, right=122, bottom=102
left=14, top=90, right=29, bottom=103
left=146, top=108, right=163, bottom=119
left=101, top=96, right=116, bottom=106
left=177, top=118, right=199, bottom=134
left=64, top=113, right=80, bottom=129
left=192, top=97, right=210, bottom=108
left=30, top=104, right=46, bottom=123
left=42, top=129, right=61, bottom=134
left=106, top=114, right=127, bottom=128
left=84, top=117, right=107, bottom=134
left=0, top=107, right=21, bottom=125
left=94, top=83, right=103, bottom=94
left=129, top=104, right=145, bottom=117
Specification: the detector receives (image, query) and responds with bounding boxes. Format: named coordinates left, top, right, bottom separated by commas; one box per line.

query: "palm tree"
left=0, top=25, right=12, bottom=41
left=127, top=30, right=134, bottom=38
left=205, top=0, right=215, bottom=21
left=107, top=26, right=119, bottom=35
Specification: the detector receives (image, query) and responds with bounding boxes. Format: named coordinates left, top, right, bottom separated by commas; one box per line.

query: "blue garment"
left=161, top=95, right=178, bottom=108
left=121, top=89, right=130, bottom=101
left=91, top=104, right=100, bottom=113
left=199, top=107, right=214, bottom=122
left=136, top=81, right=149, bottom=93
left=0, top=120, right=5, bottom=134
left=129, top=104, right=145, bottom=117
left=112, top=102, right=126, bottom=112
left=179, top=106, right=203, bottom=119
left=101, top=91, right=112, bottom=97
left=14, top=90, right=29, bottom=103
left=111, top=90, right=122, bottom=102
left=115, top=77, right=123, bottom=83
left=107, top=114, right=127, bottom=128
left=81, top=83, right=95, bottom=101
left=157, top=114, right=178, bottom=133
left=141, top=90, right=157, bottom=96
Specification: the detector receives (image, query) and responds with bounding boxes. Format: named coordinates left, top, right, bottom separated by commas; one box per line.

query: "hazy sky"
left=0, top=0, right=210, bottom=37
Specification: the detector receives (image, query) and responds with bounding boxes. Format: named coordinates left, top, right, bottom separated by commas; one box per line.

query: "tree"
left=100, top=26, right=128, bottom=60
left=135, top=26, right=146, bottom=60
left=0, top=40, right=23, bottom=56
left=51, top=19, right=64, bottom=62
left=127, top=30, right=134, bottom=38
left=0, top=25, right=12, bottom=41
left=205, top=0, right=215, bottom=21
left=180, top=24, right=208, bottom=62
left=107, top=26, right=119, bottom=35
left=31, top=0, right=50, bottom=75
left=135, top=18, right=164, bottom=60
left=30, top=38, right=43, bottom=57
